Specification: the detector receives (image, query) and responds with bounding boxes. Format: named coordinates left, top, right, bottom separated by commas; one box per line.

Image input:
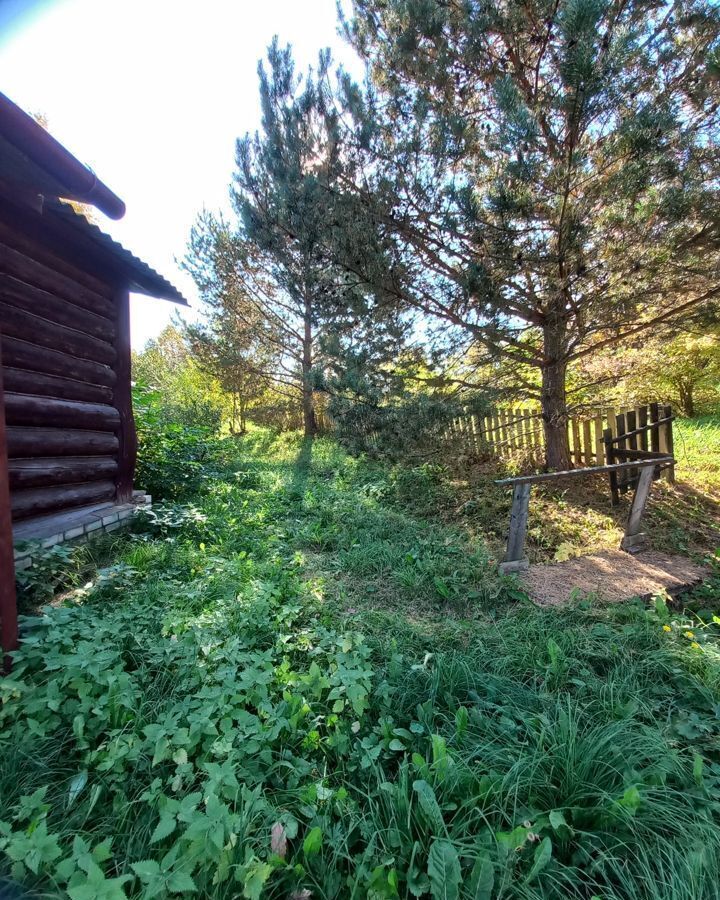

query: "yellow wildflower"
left=691, top=642, right=701, bottom=650
left=684, top=631, right=695, bottom=639
left=662, top=625, right=672, bottom=632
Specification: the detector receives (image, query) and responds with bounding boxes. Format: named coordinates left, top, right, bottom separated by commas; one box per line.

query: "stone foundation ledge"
left=13, top=491, right=151, bottom=571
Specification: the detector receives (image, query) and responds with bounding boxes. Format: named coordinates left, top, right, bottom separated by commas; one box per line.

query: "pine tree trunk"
left=302, top=295, right=317, bottom=438
left=540, top=357, right=571, bottom=471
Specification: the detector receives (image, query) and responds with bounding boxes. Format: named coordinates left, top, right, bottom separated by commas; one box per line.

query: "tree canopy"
left=324, top=0, right=720, bottom=465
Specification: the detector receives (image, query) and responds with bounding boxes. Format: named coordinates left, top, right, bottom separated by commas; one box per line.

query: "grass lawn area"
left=2, top=429, right=720, bottom=899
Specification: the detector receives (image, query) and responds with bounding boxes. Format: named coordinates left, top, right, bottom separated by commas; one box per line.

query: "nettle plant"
left=0, top=560, right=382, bottom=899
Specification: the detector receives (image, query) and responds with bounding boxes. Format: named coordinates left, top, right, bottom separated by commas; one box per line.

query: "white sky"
left=0, top=0, right=360, bottom=348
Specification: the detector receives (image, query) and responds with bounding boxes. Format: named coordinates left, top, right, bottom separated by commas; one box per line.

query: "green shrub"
left=133, top=385, right=231, bottom=501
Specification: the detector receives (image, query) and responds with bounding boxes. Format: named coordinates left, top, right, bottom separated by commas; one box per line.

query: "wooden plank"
left=471, top=414, right=481, bottom=452
left=1, top=367, right=113, bottom=404
left=506, top=409, right=518, bottom=453
left=626, top=409, right=638, bottom=487
left=524, top=409, right=537, bottom=450
left=638, top=406, right=649, bottom=453
left=621, top=465, right=655, bottom=551
left=0, top=302, right=116, bottom=365
left=11, top=480, right=116, bottom=520
left=582, top=420, right=593, bottom=467
left=0, top=235, right=115, bottom=315
left=662, top=404, right=675, bottom=483
left=594, top=414, right=604, bottom=465
left=4, top=393, right=120, bottom=430
left=6, top=427, right=118, bottom=457
left=500, top=482, right=531, bottom=573
left=0, top=274, right=115, bottom=341
left=495, top=456, right=673, bottom=486
left=1, top=335, right=116, bottom=386
left=8, top=456, right=118, bottom=489
left=114, top=288, right=136, bottom=503
left=604, top=427, right=619, bottom=505
left=612, top=448, right=672, bottom=460
left=499, top=409, right=508, bottom=446
left=571, top=417, right=582, bottom=465
left=491, top=410, right=501, bottom=454
left=516, top=410, right=525, bottom=450
left=649, top=402, right=660, bottom=453
left=616, top=412, right=628, bottom=492
left=0, top=219, right=113, bottom=299
left=0, top=332, right=18, bottom=664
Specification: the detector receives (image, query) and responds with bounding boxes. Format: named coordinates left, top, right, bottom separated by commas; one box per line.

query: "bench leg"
left=621, top=465, right=654, bottom=552
left=499, top=483, right=531, bottom=574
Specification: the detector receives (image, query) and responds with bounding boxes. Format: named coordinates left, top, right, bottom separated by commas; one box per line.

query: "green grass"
left=2, top=429, right=720, bottom=899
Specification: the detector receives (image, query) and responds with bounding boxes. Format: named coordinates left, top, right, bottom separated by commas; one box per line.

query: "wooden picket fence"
left=443, top=402, right=675, bottom=484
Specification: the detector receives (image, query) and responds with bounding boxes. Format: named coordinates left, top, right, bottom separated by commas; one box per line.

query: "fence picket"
left=582, top=420, right=593, bottom=467
left=594, top=414, right=604, bottom=465
left=662, top=404, right=675, bottom=483
left=616, top=412, right=627, bottom=491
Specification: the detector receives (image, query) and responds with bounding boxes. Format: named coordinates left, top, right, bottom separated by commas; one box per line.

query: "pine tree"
left=334, top=0, right=720, bottom=467
left=187, top=40, right=411, bottom=436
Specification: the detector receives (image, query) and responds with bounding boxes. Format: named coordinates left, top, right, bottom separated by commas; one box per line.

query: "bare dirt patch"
left=523, top=549, right=708, bottom=606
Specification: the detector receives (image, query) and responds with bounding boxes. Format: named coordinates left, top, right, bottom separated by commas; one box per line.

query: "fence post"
left=637, top=406, right=649, bottom=453
left=621, top=465, right=655, bottom=551
left=500, top=483, right=531, bottom=574
left=594, top=413, right=605, bottom=465
left=649, top=402, right=660, bottom=453
left=604, top=427, right=620, bottom=506
left=582, top=420, right=592, bottom=467
left=626, top=409, right=638, bottom=487
left=615, top=412, right=627, bottom=493
left=661, top=404, right=675, bottom=483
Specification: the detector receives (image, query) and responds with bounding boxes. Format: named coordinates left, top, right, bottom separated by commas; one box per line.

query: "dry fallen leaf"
left=271, top=821, right=287, bottom=859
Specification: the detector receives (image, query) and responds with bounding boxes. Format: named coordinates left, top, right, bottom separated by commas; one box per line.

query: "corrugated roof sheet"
left=47, top=200, right=188, bottom=305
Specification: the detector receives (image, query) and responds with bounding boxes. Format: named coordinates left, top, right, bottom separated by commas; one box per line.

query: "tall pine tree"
left=333, top=0, right=720, bottom=467
left=187, top=39, right=411, bottom=436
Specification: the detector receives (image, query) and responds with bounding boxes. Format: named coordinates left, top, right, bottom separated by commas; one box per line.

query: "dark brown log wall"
left=0, top=222, right=127, bottom=522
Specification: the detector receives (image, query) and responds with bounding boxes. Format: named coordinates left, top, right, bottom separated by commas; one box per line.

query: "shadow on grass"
left=289, top=435, right=314, bottom=501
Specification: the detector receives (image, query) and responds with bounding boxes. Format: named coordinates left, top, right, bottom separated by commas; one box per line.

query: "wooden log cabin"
left=0, top=92, right=187, bottom=658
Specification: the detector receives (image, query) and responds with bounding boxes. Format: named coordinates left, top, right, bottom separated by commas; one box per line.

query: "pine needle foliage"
left=330, top=0, right=720, bottom=466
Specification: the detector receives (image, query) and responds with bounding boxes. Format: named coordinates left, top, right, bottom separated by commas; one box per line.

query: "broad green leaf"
left=131, top=859, right=161, bottom=879
left=413, top=780, right=445, bottom=834
left=303, top=826, right=323, bottom=856
left=467, top=854, right=494, bottom=900
left=168, top=870, right=198, bottom=893
left=549, top=810, right=568, bottom=831
left=526, top=836, right=552, bottom=883
left=427, top=839, right=461, bottom=900
left=150, top=815, right=177, bottom=843
left=617, top=786, right=641, bottom=812
left=67, top=771, right=88, bottom=809
left=242, top=860, right=273, bottom=900
left=693, top=753, right=704, bottom=786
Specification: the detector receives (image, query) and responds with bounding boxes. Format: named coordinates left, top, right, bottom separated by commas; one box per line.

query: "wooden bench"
left=495, top=457, right=674, bottom=574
